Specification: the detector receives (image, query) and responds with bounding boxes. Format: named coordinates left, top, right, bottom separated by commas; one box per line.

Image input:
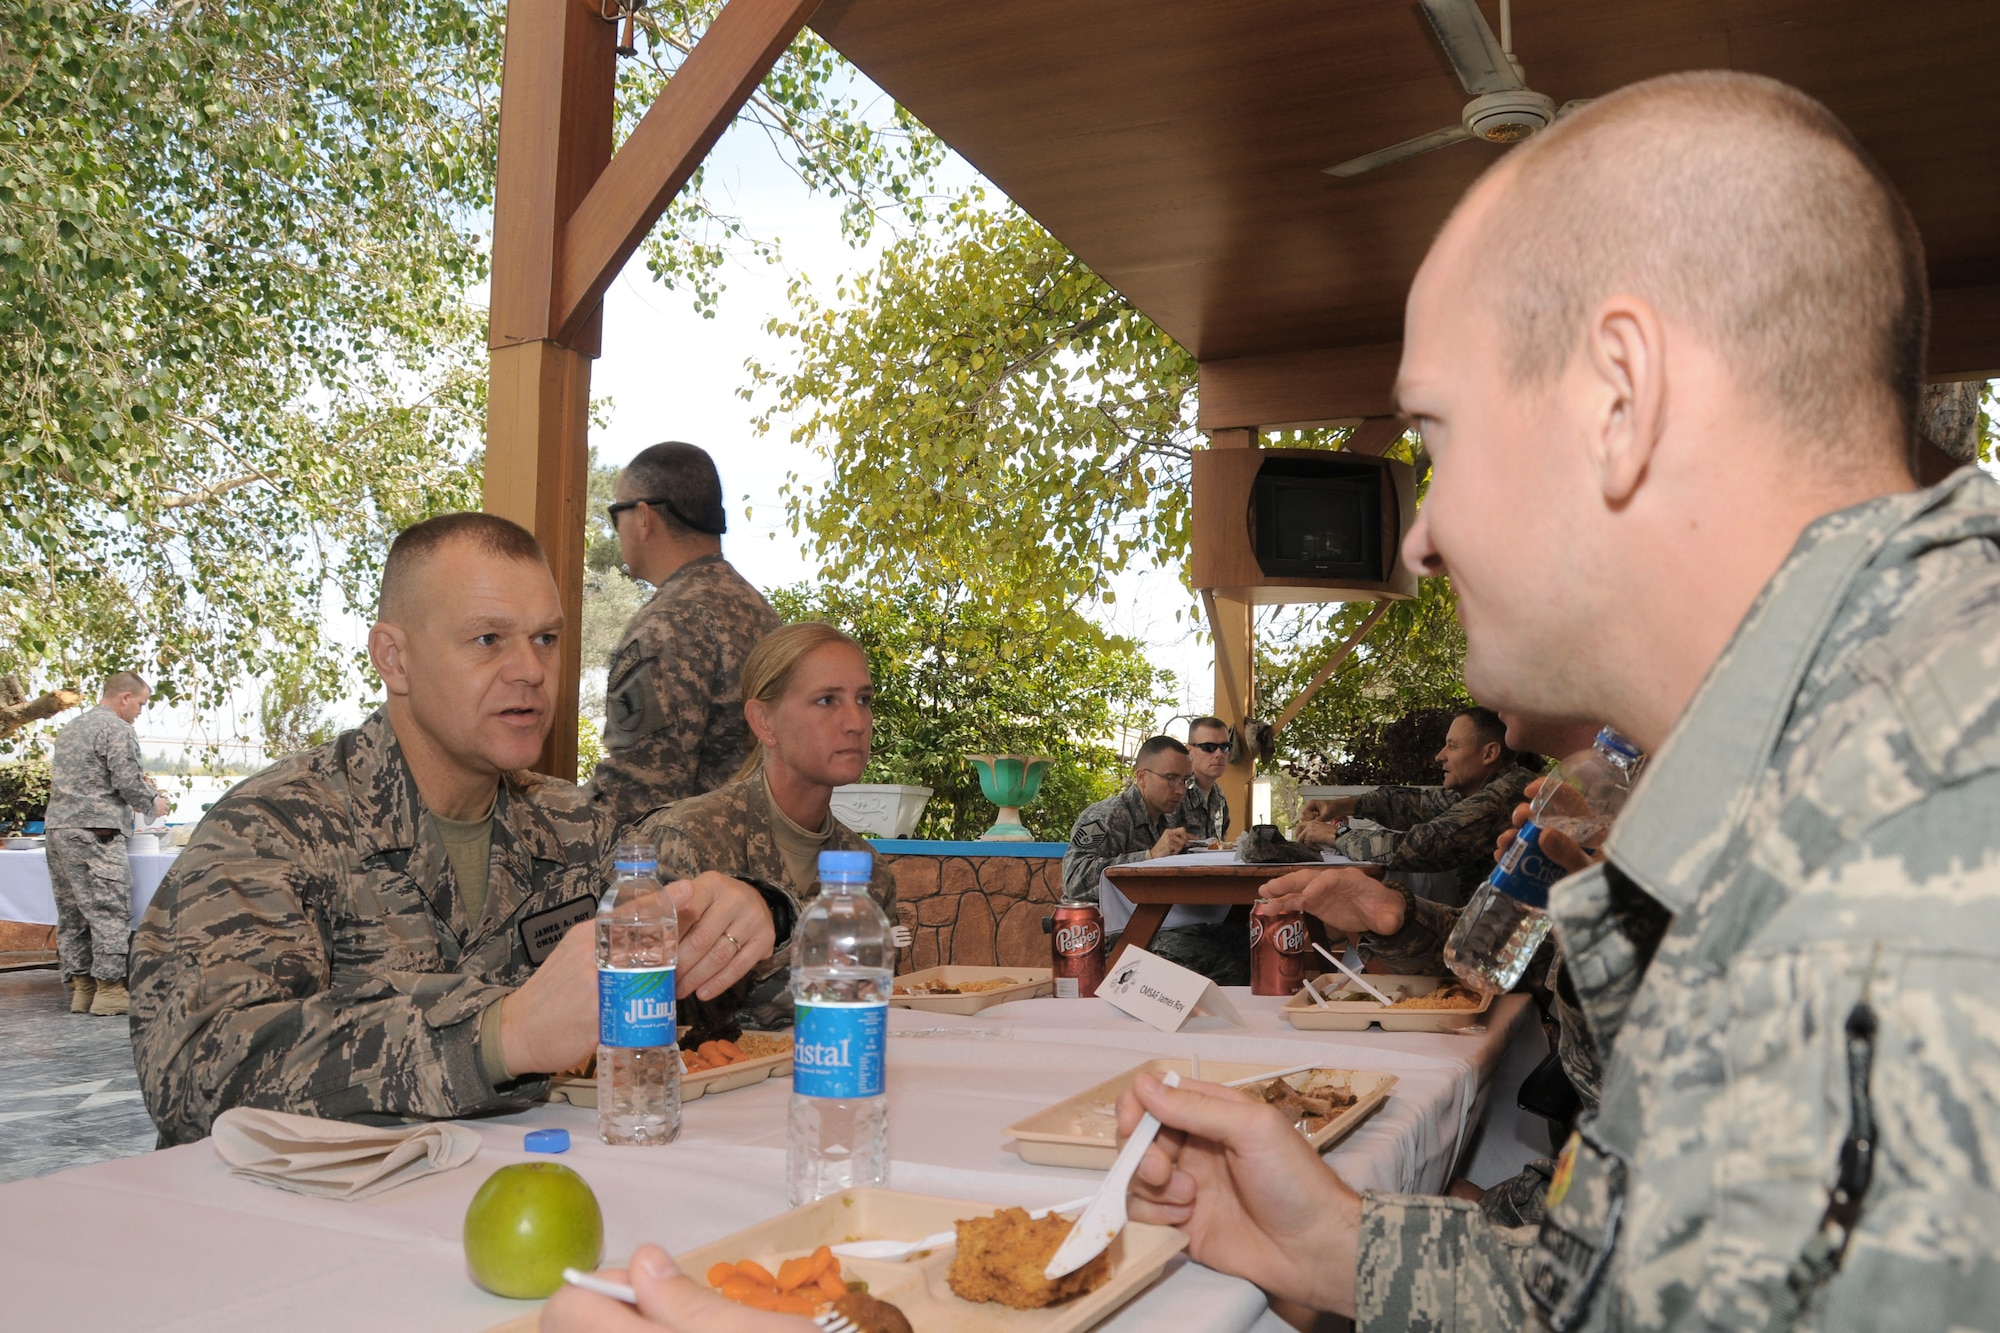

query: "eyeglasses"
left=605, top=495, right=726, bottom=536
left=1188, top=741, right=1230, bottom=754
left=1137, top=768, right=1191, bottom=784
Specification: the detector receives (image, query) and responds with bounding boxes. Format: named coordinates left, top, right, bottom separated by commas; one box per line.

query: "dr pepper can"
left=1047, top=900, right=1106, bottom=998
left=1248, top=905, right=1310, bottom=996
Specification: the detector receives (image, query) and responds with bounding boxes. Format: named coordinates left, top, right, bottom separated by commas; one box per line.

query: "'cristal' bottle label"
left=792, top=1000, right=887, bottom=1099
left=598, top=966, right=676, bottom=1047
left=1487, top=823, right=1565, bottom=908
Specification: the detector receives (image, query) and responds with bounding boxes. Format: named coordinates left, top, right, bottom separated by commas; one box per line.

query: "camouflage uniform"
left=1176, top=777, right=1231, bottom=844
left=588, top=554, right=781, bottom=826
left=634, top=774, right=880, bottom=1032
left=1335, top=764, right=1535, bottom=907
left=1357, top=471, right=2000, bottom=1330
left=1064, top=785, right=1249, bottom=986
left=44, top=705, right=160, bottom=982
left=129, top=711, right=616, bottom=1147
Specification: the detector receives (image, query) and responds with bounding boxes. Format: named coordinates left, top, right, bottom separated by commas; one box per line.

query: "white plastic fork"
left=561, top=1269, right=859, bottom=1330
left=828, top=1193, right=1097, bottom=1262
left=1312, top=941, right=1397, bottom=1005
left=1042, top=1069, right=1181, bottom=1280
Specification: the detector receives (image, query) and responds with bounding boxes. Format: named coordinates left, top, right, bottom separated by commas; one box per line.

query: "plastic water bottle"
left=596, top=840, right=680, bottom=1145
left=1445, top=728, right=1643, bottom=994
left=787, top=849, right=891, bottom=1206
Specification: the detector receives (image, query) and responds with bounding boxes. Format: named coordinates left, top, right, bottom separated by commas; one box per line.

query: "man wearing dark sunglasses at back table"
left=588, top=441, right=781, bottom=827
left=1177, top=716, right=1234, bottom=846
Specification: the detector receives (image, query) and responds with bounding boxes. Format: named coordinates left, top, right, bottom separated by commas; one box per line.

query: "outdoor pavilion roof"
left=808, top=0, right=2000, bottom=428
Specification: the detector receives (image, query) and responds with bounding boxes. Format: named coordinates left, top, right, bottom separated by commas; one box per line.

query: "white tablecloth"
left=0, top=846, right=178, bottom=927
left=0, top=990, right=1543, bottom=1332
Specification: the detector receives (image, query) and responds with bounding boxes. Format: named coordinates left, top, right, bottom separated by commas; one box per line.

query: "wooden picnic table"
left=1100, top=860, right=1324, bottom=965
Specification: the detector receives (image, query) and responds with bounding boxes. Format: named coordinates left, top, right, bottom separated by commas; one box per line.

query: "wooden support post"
left=1207, top=591, right=1257, bottom=829
left=486, top=0, right=616, bottom=780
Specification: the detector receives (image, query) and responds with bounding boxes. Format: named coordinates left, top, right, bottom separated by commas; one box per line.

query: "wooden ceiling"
left=809, top=0, right=2000, bottom=428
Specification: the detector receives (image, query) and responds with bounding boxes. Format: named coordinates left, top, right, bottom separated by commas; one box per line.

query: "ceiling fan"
left=1325, top=0, right=1588, bottom=179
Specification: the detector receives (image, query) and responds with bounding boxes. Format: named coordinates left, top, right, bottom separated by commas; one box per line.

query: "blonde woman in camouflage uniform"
left=635, top=622, right=888, bottom=1034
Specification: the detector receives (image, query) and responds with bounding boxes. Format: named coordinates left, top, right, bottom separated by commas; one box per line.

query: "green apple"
left=463, top=1161, right=605, bottom=1299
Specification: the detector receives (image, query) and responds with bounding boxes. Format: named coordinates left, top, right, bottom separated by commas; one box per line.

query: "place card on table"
left=1099, top=945, right=1246, bottom=1033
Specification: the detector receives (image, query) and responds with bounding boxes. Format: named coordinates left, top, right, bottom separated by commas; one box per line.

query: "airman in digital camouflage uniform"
left=633, top=622, right=888, bottom=1034
left=43, top=672, right=170, bottom=1016
left=1296, top=706, right=1535, bottom=907
left=1116, top=73, right=2000, bottom=1330
left=589, top=442, right=781, bottom=826
left=1064, top=736, right=1250, bottom=985
left=1176, top=716, right=1232, bottom=844
left=130, top=514, right=777, bottom=1145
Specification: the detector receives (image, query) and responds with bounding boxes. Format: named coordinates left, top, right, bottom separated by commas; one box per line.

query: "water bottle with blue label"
left=597, top=840, right=680, bottom=1145
left=787, top=849, right=891, bottom=1206
left=1445, top=727, right=1643, bottom=994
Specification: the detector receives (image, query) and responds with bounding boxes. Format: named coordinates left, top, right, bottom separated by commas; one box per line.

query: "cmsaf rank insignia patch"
left=520, top=895, right=597, bottom=964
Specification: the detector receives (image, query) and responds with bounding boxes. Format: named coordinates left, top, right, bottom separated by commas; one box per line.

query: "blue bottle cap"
left=524, top=1128, right=570, bottom=1154
left=818, top=849, right=873, bottom=878
left=1594, top=727, right=1643, bottom=760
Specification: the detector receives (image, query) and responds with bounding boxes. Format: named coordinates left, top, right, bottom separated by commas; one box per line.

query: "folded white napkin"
left=212, top=1107, right=481, bottom=1200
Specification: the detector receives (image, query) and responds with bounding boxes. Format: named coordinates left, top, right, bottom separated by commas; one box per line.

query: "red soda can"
left=1048, top=901, right=1106, bottom=998
left=1249, top=906, right=1309, bottom=996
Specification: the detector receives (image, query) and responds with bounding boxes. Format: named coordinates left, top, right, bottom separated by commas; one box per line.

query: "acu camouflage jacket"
left=44, top=705, right=159, bottom=833
left=1335, top=764, right=1535, bottom=903
left=130, top=711, right=615, bottom=1145
left=1356, top=470, right=2000, bottom=1331
left=588, top=554, right=781, bottom=826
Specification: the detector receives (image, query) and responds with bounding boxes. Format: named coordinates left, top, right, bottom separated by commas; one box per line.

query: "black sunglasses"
left=1189, top=741, right=1230, bottom=754
left=605, top=495, right=726, bottom=536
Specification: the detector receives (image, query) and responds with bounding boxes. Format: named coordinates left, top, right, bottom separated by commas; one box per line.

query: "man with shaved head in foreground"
left=1112, top=72, right=2000, bottom=1330
left=131, top=513, right=779, bottom=1144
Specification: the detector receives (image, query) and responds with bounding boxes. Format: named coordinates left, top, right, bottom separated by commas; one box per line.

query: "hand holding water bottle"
left=1492, top=778, right=1602, bottom=876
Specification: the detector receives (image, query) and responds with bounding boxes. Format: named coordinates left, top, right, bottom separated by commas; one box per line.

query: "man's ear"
left=369, top=622, right=412, bottom=698
left=1481, top=741, right=1504, bottom=768
left=1582, top=295, right=1668, bottom=504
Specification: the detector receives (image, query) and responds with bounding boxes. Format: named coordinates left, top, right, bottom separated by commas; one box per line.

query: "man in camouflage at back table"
left=130, top=514, right=782, bottom=1145
left=1113, top=73, right=2000, bottom=1330
left=588, top=442, right=781, bottom=825
left=1064, top=736, right=1249, bottom=985
left=1294, top=705, right=1534, bottom=907
left=43, top=671, right=171, bottom=1016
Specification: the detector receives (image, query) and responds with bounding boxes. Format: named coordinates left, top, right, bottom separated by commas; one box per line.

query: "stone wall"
left=879, top=852, right=1063, bottom=972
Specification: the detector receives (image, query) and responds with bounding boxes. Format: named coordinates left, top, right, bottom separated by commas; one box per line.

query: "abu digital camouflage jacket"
left=44, top=705, right=158, bottom=833
left=588, top=554, right=781, bottom=826
left=130, top=711, right=615, bottom=1145
left=1356, top=470, right=2000, bottom=1330
left=1336, top=764, right=1536, bottom=902
left=1062, top=784, right=1171, bottom=903
left=1177, top=777, right=1231, bottom=843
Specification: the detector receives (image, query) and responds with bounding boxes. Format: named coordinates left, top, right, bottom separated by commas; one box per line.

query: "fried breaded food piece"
left=830, top=1292, right=915, bottom=1333
left=947, top=1206, right=1111, bottom=1309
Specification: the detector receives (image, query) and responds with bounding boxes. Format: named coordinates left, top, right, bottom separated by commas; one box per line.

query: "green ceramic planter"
left=967, top=754, right=1055, bottom=841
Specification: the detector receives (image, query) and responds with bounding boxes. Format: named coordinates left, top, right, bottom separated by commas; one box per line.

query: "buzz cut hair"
left=1455, top=705, right=1514, bottom=761
left=377, top=512, right=548, bottom=622
left=1474, top=71, right=1927, bottom=462
left=101, top=671, right=149, bottom=699
left=620, top=441, right=727, bottom=537
left=1135, top=735, right=1190, bottom=767
left=1187, top=716, right=1230, bottom=740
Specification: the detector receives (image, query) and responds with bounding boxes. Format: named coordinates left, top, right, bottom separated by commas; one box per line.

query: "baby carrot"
left=719, top=1277, right=770, bottom=1306
left=775, top=1255, right=816, bottom=1290
left=815, top=1267, right=847, bottom=1301
left=770, top=1294, right=818, bottom=1315
left=705, top=1261, right=739, bottom=1288
left=734, top=1259, right=779, bottom=1288
left=808, top=1245, right=836, bottom=1279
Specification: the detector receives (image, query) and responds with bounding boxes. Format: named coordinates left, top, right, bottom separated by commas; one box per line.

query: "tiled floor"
left=0, top=968, right=159, bottom=1183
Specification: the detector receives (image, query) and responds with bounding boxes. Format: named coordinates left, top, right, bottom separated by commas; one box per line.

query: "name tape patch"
left=520, top=894, right=597, bottom=964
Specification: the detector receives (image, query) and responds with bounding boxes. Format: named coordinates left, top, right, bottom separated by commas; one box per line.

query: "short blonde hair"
left=732, top=622, right=868, bottom=782
left=1475, top=71, right=1926, bottom=460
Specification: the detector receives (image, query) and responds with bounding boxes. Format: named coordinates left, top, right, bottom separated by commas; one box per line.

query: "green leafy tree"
left=771, top=582, right=1173, bottom=841
left=1, top=0, right=943, bottom=717
left=753, top=198, right=1199, bottom=636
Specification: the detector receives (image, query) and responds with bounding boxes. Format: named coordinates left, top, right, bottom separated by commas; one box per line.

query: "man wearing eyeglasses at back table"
left=1063, top=735, right=1252, bottom=985
left=588, top=442, right=782, bottom=827
left=1176, top=716, right=1233, bottom=846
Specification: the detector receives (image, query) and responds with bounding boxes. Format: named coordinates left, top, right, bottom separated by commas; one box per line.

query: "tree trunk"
left=0, top=690, right=83, bottom=740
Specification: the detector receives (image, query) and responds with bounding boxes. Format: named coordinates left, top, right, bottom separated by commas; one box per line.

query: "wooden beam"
left=1271, top=600, right=1389, bottom=735
left=486, top=341, right=592, bottom=779
left=1198, top=343, right=1402, bottom=432
left=1202, top=590, right=1256, bottom=827
left=1342, top=416, right=1406, bottom=456
left=551, top=0, right=822, bottom=345
left=489, top=0, right=615, bottom=354
left=1929, top=282, right=2000, bottom=382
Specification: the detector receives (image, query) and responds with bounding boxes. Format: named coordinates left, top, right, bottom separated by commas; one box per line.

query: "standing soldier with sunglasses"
left=589, top=442, right=780, bottom=826
left=1177, top=716, right=1233, bottom=846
